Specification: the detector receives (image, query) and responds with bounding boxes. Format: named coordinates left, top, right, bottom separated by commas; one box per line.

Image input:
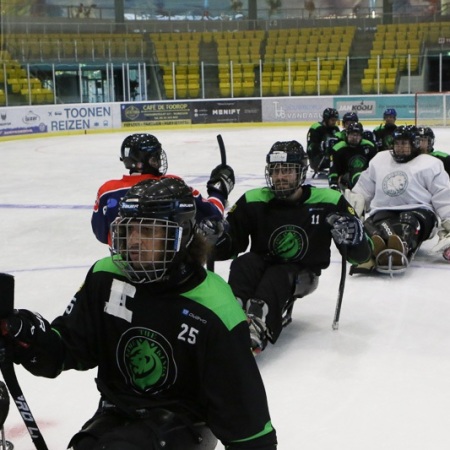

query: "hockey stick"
left=332, top=247, right=347, bottom=331
left=206, top=134, right=227, bottom=272
left=0, top=273, right=49, bottom=450
left=217, top=134, right=227, bottom=166
left=0, top=380, right=10, bottom=449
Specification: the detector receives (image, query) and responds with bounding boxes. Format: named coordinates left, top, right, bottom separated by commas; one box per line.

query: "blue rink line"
left=0, top=203, right=91, bottom=210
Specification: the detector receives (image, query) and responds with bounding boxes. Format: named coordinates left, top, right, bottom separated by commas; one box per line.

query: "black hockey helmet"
left=362, top=129, right=376, bottom=144
left=342, top=112, right=359, bottom=126
left=416, top=126, right=435, bottom=152
left=120, top=133, right=168, bottom=175
left=322, top=107, right=339, bottom=122
left=346, top=122, right=363, bottom=146
left=265, top=140, right=308, bottom=198
left=391, top=125, right=420, bottom=163
left=111, top=177, right=196, bottom=283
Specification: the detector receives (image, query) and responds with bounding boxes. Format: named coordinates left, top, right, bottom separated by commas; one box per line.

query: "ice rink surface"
left=1, top=124, right=450, bottom=449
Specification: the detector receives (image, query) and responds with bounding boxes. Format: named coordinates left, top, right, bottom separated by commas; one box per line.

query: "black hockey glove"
left=1, top=309, right=52, bottom=362
left=326, top=213, right=364, bottom=247
left=207, top=164, right=235, bottom=200
left=197, top=218, right=228, bottom=245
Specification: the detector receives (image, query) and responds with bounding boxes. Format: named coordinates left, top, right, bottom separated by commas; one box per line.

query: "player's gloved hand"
left=197, top=218, right=228, bottom=245
left=207, top=164, right=235, bottom=200
left=432, top=218, right=450, bottom=261
left=0, top=309, right=49, bottom=349
left=326, top=212, right=364, bottom=246
left=329, top=183, right=339, bottom=191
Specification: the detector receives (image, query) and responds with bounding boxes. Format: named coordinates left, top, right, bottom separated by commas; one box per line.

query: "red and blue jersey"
left=92, top=173, right=225, bottom=245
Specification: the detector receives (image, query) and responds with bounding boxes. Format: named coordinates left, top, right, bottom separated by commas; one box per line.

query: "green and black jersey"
left=329, top=138, right=377, bottom=189
left=216, top=185, right=371, bottom=272
left=373, top=123, right=397, bottom=151
left=21, top=260, right=277, bottom=448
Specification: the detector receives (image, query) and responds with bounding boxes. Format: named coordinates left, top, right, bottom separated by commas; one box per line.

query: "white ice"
left=1, top=125, right=450, bottom=450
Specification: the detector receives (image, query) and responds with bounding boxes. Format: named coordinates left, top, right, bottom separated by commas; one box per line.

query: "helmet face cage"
left=265, top=163, right=307, bottom=198
left=112, top=177, right=196, bottom=283
left=391, top=126, right=420, bottom=163
left=265, top=142, right=308, bottom=198
left=111, top=217, right=182, bottom=283
left=346, top=122, right=363, bottom=146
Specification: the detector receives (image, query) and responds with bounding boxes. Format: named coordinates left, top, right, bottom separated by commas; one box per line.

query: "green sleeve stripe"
left=245, top=187, right=274, bottom=203
left=181, top=271, right=246, bottom=330
left=228, top=420, right=275, bottom=444
left=93, top=256, right=124, bottom=276
left=305, top=186, right=341, bottom=205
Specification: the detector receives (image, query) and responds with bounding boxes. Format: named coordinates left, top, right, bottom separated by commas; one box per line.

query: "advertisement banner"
left=0, top=103, right=118, bottom=137
left=262, top=97, right=332, bottom=123
left=191, top=99, right=262, bottom=124
left=121, top=102, right=191, bottom=127
left=0, top=108, right=48, bottom=137
left=334, top=95, right=415, bottom=121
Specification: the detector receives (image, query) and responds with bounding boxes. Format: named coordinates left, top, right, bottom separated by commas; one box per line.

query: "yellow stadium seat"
left=304, top=79, right=317, bottom=95
left=327, top=79, right=340, bottom=95
left=361, top=78, right=373, bottom=94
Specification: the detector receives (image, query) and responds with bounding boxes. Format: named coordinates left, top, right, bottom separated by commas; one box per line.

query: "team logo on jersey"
left=117, top=327, right=177, bottom=394
left=269, top=225, right=308, bottom=261
left=349, top=155, right=368, bottom=170
left=382, top=171, right=408, bottom=197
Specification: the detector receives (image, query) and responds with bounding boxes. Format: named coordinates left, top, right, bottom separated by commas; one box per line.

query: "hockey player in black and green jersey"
left=214, top=141, right=372, bottom=354
left=417, top=125, right=450, bottom=177
left=0, top=178, right=277, bottom=450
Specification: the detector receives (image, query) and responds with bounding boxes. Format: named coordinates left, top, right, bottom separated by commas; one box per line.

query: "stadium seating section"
left=0, top=21, right=446, bottom=103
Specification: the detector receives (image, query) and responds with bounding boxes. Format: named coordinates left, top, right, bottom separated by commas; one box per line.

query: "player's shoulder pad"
left=333, top=140, right=347, bottom=151
left=93, top=256, right=125, bottom=276
left=361, top=138, right=375, bottom=148
left=181, top=271, right=247, bottom=331
left=305, top=185, right=342, bottom=206
left=245, top=187, right=274, bottom=204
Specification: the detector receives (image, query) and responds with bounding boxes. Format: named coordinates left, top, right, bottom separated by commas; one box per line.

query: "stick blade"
left=0, top=274, right=14, bottom=318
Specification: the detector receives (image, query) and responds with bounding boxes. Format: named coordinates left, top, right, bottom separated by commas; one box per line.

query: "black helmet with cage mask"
left=346, top=122, right=363, bottom=147
left=391, top=125, right=420, bottom=163
left=265, top=141, right=308, bottom=199
left=120, top=133, right=168, bottom=176
left=417, top=126, right=435, bottom=152
left=110, top=178, right=196, bottom=283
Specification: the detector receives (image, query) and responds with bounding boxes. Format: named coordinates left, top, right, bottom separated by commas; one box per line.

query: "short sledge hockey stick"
left=206, top=134, right=227, bottom=272
left=332, top=248, right=347, bottom=331
left=0, top=273, right=49, bottom=450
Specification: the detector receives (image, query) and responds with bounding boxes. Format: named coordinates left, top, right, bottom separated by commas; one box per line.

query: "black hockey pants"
left=228, top=252, right=318, bottom=342
left=68, top=406, right=217, bottom=450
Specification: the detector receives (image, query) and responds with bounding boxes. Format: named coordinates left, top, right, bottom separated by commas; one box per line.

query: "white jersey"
left=353, top=151, right=450, bottom=221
